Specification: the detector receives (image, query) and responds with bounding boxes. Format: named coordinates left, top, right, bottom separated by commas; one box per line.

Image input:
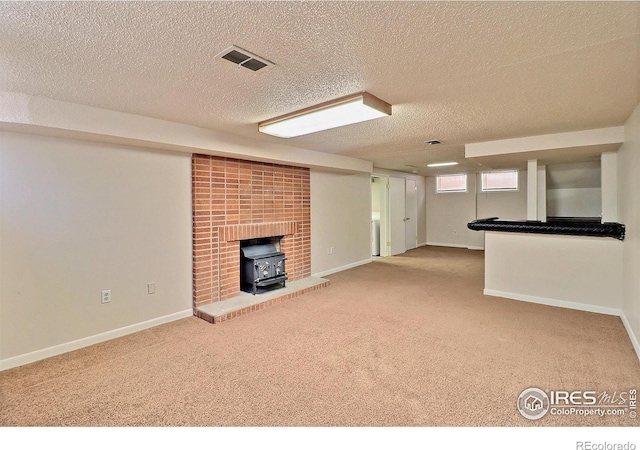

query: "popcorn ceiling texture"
left=192, top=154, right=311, bottom=311
left=1, top=2, right=639, bottom=174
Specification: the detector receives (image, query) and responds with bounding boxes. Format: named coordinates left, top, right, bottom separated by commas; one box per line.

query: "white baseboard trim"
left=426, top=241, right=468, bottom=249
left=312, top=258, right=371, bottom=278
left=620, top=311, right=640, bottom=363
left=427, top=242, right=484, bottom=251
left=418, top=242, right=428, bottom=247
left=0, top=309, right=193, bottom=372
left=483, top=289, right=622, bottom=317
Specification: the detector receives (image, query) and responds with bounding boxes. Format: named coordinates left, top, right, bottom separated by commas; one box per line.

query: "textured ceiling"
left=1, top=1, right=639, bottom=175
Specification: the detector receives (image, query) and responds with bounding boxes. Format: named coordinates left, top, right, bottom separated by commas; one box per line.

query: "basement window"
left=481, top=170, right=518, bottom=192
left=436, top=174, right=467, bottom=193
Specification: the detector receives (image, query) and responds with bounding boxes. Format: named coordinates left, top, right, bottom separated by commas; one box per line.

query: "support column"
left=527, top=159, right=538, bottom=221
left=537, top=164, right=547, bottom=222
left=601, top=152, right=618, bottom=223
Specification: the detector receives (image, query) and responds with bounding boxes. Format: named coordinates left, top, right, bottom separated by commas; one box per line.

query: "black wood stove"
left=240, top=243, right=288, bottom=295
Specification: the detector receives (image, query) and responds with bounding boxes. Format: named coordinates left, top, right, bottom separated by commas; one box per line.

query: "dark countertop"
left=467, top=217, right=625, bottom=241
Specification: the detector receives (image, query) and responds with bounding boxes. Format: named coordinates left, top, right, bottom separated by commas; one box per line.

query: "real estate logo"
left=517, top=387, right=550, bottom=420
left=517, top=387, right=637, bottom=420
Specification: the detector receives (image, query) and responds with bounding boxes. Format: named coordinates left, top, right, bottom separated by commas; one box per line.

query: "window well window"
left=481, top=170, right=518, bottom=192
left=436, top=174, right=467, bottom=193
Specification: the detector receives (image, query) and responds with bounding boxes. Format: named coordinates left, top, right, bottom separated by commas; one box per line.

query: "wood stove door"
left=255, top=259, right=272, bottom=280
left=271, top=256, right=285, bottom=277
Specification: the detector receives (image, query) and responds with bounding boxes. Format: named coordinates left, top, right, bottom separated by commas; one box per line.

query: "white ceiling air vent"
left=215, top=45, right=275, bottom=72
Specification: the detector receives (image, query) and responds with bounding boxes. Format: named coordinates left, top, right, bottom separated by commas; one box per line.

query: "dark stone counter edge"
left=467, top=217, right=626, bottom=241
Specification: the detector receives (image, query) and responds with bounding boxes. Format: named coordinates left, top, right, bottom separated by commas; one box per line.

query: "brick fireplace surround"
left=192, top=154, right=324, bottom=323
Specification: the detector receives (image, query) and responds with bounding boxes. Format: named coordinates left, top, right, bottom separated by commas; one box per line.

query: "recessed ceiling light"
left=425, top=139, right=443, bottom=145
left=427, top=162, right=458, bottom=167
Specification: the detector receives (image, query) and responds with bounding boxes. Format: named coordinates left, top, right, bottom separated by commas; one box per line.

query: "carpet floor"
left=1, top=246, right=639, bottom=427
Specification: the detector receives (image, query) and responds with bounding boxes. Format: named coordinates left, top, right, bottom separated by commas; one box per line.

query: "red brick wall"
left=192, top=155, right=311, bottom=309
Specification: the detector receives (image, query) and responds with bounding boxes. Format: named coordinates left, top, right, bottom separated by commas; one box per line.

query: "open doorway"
left=405, top=178, right=418, bottom=251
left=372, top=175, right=409, bottom=258
left=371, top=176, right=388, bottom=258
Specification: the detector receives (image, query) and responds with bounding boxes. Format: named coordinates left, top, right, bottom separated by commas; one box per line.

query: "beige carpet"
left=1, top=246, right=639, bottom=427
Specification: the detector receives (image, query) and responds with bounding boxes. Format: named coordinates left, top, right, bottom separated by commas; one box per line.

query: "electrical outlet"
left=330, top=247, right=334, bottom=254
left=147, top=282, right=156, bottom=295
left=101, top=290, right=111, bottom=304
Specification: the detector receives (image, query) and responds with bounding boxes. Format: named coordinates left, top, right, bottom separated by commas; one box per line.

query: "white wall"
left=310, top=170, right=372, bottom=277
left=1, top=92, right=373, bottom=175
left=426, top=174, right=477, bottom=248
left=546, top=188, right=602, bottom=218
left=484, top=232, right=623, bottom=315
left=475, top=171, right=528, bottom=247
left=0, top=131, right=193, bottom=368
left=546, top=161, right=602, bottom=218
left=476, top=171, right=528, bottom=221
left=426, top=171, right=527, bottom=249
left=618, top=102, right=640, bottom=359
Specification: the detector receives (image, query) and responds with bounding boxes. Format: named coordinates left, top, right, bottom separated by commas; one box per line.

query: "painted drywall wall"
left=618, top=102, right=640, bottom=359
left=0, top=131, right=193, bottom=364
left=546, top=161, right=602, bottom=218
left=484, top=232, right=623, bottom=314
left=310, top=170, right=372, bottom=277
left=426, top=174, right=477, bottom=248
left=547, top=188, right=602, bottom=217
left=426, top=172, right=527, bottom=249
left=476, top=171, right=527, bottom=221
left=466, top=127, right=624, bottom=158
left=0, top=92, right=372, bottom=175
left=475, top=171, right=528, bottom=247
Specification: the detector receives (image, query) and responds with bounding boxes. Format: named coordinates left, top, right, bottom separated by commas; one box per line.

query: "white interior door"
left=389, top=177, right=406, bottom=256
left=405, top=178, right=418, bottom=250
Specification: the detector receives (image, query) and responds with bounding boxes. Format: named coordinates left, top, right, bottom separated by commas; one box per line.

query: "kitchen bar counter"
left=467, top=217, right=625, bottom=240
left=481, top=231, right=623, bottom=315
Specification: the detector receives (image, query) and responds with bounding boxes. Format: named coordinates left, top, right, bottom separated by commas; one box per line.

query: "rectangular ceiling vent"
left=215, top=45, right=275, bottom=72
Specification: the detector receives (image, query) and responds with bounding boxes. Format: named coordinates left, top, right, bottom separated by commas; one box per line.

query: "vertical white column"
left=601, top=152, right=618, bottom=223
left=527, top=159, right=538, bottom=220
left=537, top=164, right=547, bottom=222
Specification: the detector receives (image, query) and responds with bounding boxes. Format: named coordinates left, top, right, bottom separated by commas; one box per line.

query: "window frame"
left=436, top=173, right=468, bottom=193
left=480, top=170, right=519, bottom=193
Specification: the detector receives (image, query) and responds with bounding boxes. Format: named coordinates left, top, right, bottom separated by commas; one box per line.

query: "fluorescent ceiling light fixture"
left=258, top=92, right=392, bottom=138
left=427, top=162, right=459, bottom=167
